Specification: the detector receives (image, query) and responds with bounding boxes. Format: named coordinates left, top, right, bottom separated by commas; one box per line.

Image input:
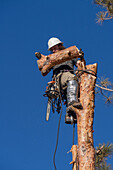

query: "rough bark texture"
left=73, top=62, right=97, bottom=170
left=35, top=46, right=80, bottom=76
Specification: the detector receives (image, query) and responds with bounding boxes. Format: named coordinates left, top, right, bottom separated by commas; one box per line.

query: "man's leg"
left=61, top=72, right=81, bottom=124
left=67, top=79, right=81, bottom=108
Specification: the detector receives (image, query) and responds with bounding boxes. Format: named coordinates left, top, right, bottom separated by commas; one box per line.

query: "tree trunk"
left=35, top=46, right=80, bottom=76
left=73, top=62, right=97, bottom=170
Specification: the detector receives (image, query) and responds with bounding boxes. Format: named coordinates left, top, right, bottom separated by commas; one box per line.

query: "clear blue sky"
left=0, top=0, right=113, bottom=169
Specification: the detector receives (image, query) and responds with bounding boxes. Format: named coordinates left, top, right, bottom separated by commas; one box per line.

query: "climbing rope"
left=73, top=123, right=75, bottom=145
left=53, top=75, right=63, bottom=170
left=75, top=69, right=97, bottom=78
left=53, top=103, right=63, bottom=170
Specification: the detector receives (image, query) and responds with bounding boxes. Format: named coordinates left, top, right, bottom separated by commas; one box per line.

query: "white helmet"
left=48, top=37, right=63, bottom=50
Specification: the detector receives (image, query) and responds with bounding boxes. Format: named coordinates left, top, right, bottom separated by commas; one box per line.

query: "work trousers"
left=55, top=72, right=77, bottom=90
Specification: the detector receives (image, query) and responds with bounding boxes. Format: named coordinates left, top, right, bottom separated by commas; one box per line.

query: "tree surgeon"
left=47, top=37, right=82, bottom=124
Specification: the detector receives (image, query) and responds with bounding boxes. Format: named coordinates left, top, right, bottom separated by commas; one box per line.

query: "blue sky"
left=0, top=0, right=113, bottom=169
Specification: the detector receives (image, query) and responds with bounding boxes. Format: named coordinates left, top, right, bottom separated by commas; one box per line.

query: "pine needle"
left=95, top=143, right=113, bottom=169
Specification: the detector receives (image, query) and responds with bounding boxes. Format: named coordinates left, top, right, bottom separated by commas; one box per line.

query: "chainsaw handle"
left=48, top=81, right=55, bottom=84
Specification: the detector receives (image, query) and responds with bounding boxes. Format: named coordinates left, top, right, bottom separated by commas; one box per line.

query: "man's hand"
left=79, top=48, right=84, bottom=60
left=76, top=60, right=81, bottom=68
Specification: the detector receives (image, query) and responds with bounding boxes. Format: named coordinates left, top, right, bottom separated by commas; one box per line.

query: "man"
left=48, top=37, right=81, bottom=124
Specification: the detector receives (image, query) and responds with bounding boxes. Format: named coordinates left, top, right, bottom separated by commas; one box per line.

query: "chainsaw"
left=43, top=81, right=61, bottom=121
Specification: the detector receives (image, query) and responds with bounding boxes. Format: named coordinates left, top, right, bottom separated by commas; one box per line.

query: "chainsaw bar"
left=46, top=98, right=51, bottom=121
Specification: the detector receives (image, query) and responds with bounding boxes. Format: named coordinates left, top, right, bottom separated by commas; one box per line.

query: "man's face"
left=50, top=44, right=61, bottom=53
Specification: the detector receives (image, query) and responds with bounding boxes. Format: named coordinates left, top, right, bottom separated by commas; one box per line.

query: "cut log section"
left=35, top=46, right=82, bottom=76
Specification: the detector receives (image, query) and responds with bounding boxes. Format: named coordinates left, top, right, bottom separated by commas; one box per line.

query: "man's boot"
left=65, top=112, right=74, bottom=124
left=65, top=108, right=77, bottom=124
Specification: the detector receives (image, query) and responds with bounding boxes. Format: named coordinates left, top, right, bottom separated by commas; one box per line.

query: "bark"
left=35, top=46, right=80, bottom=76
left=73, top=62, right=97, bottom=170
